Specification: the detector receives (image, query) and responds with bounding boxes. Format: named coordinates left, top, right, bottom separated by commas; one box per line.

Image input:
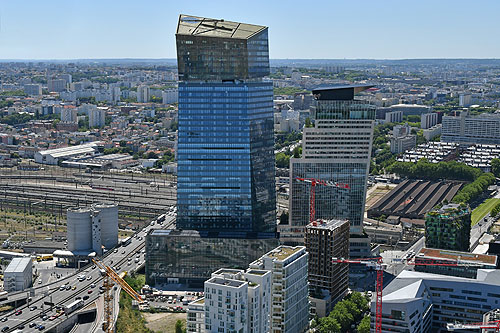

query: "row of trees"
left=491, top=201, right=500, bottom=217
left=452, top=172, right=496, bottom=204
left=387, top=159, right=482, bottom=181
left=492, top=158, right=500, bottom=178
left=313, top=292, right=370, bottom=333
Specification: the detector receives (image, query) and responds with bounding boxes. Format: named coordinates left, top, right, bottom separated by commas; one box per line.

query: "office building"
left=293, top=92, right=313, bottom=111
left=384, top=110, right=402, bottom=123
left=89, top=108, right=106, bottom=128
left=421, top=112, right=438, bottom=129
left=24, top=84, right=42, bottom=96
left=373, top=269, right=500, bottom=332
left=414, top=248, right=498, bottom=279
left=4, top=257, right=33, bottom=292
left=176, top=14, right=275, bottom=233
left=377, top=104, right=431, bottom=117
left=306, top=219, right=350, bottom=317
left=47, top=79, right=66, bottom=92
left=67, top=203, right=118, bottom=256
left=249, top=246, right=309, bottom=333
left=425, top=203, right=471, bottom=252
left=145, top=229, right=279, bottom=287
left=137, top=85, right=150, bottom=103
left=442, top=111, right=500, bottom=145
left=390, top=134, right=416, bottom=154
left=162, top=88, right=178, bottom=104
left=289, top=85, right=375, bottom=257
left=60, top=108, right=78, bottom=123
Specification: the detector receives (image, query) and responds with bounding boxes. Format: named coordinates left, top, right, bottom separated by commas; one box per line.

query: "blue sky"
left=1, top=0, right=499, bottom=60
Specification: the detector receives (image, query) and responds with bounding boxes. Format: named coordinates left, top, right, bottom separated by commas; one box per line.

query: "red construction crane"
left=295, top=177, right=350, bottom=224
left=332, top=256, right=475, bottom=333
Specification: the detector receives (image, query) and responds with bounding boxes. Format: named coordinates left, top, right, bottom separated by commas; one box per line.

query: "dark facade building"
left=176, top=14, right=276, bottom=233
left=425, top=203, right=471, bottom=252
left=305, top=219, right=350, bottom=317
left=145, top=229, right=279, bottom=287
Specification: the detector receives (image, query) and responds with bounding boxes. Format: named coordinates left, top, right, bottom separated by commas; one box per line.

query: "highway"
left=0, top=215, right=175, bottom=333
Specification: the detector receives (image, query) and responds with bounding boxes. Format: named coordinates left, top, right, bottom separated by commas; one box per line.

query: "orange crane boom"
left=92, top=258, right=144, bottom=333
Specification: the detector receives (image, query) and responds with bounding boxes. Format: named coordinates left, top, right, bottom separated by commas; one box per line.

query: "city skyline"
left=1, top=0, right=500, bottom=60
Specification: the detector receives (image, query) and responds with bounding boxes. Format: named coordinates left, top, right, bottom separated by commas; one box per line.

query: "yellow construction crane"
left=92, top=258, right=144, bottom=332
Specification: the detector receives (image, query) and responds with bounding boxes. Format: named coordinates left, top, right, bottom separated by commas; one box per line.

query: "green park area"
left=471, top=198, right=500, bottom=226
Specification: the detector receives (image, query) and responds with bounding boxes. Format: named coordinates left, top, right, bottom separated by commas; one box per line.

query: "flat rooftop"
left=208, top=277, right=245, bottom=288
left=267, top=246, right=303, bottom=261
left=306, top=219, right=348, bottom=231
left=5, top=257, right=32, bottom=273
left=417, top=248, right=497, bottom=265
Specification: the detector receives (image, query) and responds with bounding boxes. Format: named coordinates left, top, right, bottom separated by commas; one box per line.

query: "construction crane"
left=92, top=258, right=144, bottom=332
left=294, top=177, right=350, bottom=224
left=332, top=256, right=477, bottom=333
left=447, top=320, right=500, bottom=332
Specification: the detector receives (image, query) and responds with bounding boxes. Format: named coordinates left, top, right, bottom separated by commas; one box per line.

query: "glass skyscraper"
left=175, top=15, right=276, bottom=233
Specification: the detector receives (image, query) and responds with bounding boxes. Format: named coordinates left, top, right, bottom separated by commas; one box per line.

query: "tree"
left=357, top=316, right=371, bottom=333
left=293, top=146, right=302, bottom=158
left=318, top=316, right=341, bottom=333
left=276, top=152, right=290, bottom=168
left=175, top=320, right=184, bottom=333
left=492, top=158, right=500, bottom=178
left=305, top=117, right=313, bottom=128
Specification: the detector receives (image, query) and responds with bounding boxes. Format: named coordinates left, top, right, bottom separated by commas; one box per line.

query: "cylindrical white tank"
left=93, top=203, right=118, bottom=250
left=67, top=207, right=92, bottom=252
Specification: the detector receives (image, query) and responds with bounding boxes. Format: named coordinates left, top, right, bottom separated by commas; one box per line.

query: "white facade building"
left=188, top=268, right=271, bottom=333
left=137, top=85, right=150, bottom=103
left=421, top=112, right=438, bottom=129
left=423, top=124, right=442, bottom=141
left=4, top=257, right=33, bottom=292
left=374, top=269, right=500, bottom=333
left=162, top=88, right=178, bottom=104
left=384, top=110, right=403, bottom=124
left=442, top=111, right=500, bottom=145
left=89, top=108, right=106, bottom=128
left=250, top=246, right=309, bottom=333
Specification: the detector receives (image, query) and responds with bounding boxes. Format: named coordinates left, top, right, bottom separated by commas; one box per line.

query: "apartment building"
left=250, top=246, right=309, bottom=333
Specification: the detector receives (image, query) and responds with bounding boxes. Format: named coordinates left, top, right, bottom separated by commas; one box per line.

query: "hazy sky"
left=1, top=0, right=500, bottom=60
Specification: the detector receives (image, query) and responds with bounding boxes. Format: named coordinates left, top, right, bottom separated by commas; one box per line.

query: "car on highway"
left=1, top=326, right=8, bottom=332
left=0, top=318, right=6, bottom=322
left=87, top=276, right=92, bottom=280
left=90, top=283, right=96, bottom=288
left=88, top=289, right=93, bottom=294
left=75, top=296, right=81, bottom=300
left=30, top=305, right=37, bottom=311
left=14, top=310, right=22, bottom=316
left=114, top=249, right=118, bottom=253
left=59, top=285, right=66, bottom=291
left=38, top=278, right=42, bottom=284
left=72, top=286, right=77, bottom=290
left=83, top=295, right=89, bottom=300
left=49, top=315, right=57, bottom=321
left=65, top=285, right=71, bottom=290
left=38, top=324, right=45, bottom=331
left=30, top=322, right=38, bottom=328
left=41, top=315, right=48, bottom=321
